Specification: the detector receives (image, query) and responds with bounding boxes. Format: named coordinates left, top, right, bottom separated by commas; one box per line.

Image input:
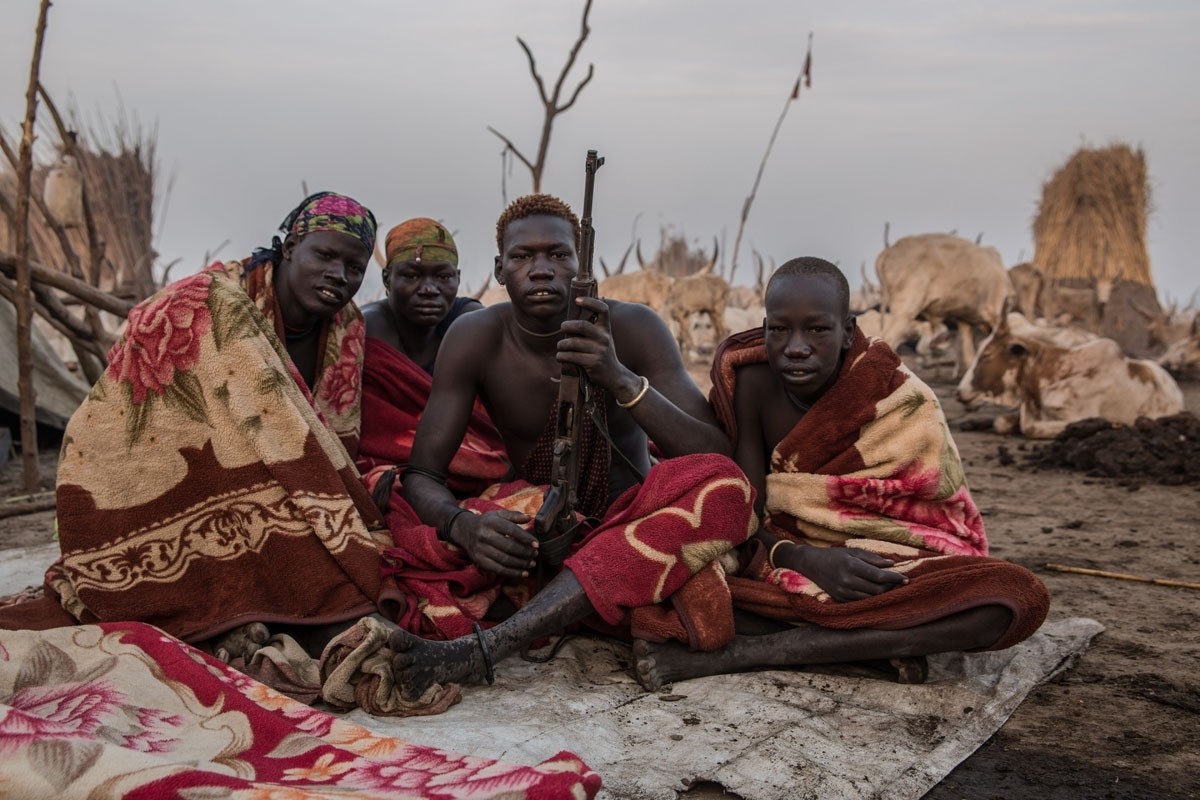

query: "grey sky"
left=3, top=0, right=1197, bottom=305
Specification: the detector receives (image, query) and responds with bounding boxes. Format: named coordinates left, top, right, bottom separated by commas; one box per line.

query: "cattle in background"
left=1008, top=262, right=1044, bottom=318
left=876, top=233, right=1011, bottom=376
left=1157, top=314, right=1200, bottom=380
left=957, top=311, right=1183, bottom=438
left=667, top=268, right=730, bottom=358
left=598, top=267, right=674, bottom=318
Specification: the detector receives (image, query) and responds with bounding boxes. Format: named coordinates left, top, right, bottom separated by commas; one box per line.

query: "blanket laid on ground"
left=0, top=260, right=400, bottom=644
left=357, top=337, right=510, bottom=497
left=710, top=328, right=1049, bottom=650
left=0, top=622, right=600, bottom=799
left=380, top=453, right=756, bottom=644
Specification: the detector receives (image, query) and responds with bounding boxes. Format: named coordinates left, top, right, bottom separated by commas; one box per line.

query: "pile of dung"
left=1024, top=412, right=1200, bottom=485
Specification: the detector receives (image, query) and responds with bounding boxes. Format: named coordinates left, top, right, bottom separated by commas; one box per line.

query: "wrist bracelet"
left=440, top=508, right=470, bottom=542
left=616, top=375, right=651, bottom=409
left=768, top=538, right=794, bottom=569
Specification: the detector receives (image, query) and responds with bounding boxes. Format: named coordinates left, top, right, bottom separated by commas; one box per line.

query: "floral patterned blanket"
left=710, top=328, right=1049, bottom=650
left=0, top=261, right=402, bottom=644
left=0, top=622, right=600, bottom=799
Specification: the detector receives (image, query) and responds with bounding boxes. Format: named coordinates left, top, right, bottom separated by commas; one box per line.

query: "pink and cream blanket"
left=0, top=622, right=599, bottom=798
left=710, top=328, right=1049, bottom=650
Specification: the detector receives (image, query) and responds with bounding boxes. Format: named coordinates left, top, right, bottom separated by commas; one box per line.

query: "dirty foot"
left=211, top=621, right=270, bottom=663
left=633, top=639, right=722, bottom=691
left=388, top=627, right=486, bottom=700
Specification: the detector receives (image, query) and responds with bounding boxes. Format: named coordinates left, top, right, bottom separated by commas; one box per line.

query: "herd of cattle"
left=478, top=232, right=1199, bottom=438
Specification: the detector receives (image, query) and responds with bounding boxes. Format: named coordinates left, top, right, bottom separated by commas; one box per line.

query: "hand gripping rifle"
left=533, top=149, right=604, bottom=566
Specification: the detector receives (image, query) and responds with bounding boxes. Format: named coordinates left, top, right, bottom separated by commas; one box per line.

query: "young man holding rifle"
left=382, top=154, right=754, bottom=707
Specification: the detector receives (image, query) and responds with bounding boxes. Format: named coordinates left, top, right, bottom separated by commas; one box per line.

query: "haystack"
left=1032, top=143, right=1153, bottom=289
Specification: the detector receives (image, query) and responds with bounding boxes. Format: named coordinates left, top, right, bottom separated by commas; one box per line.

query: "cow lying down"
left=956, top=312, right=1184, bottom=438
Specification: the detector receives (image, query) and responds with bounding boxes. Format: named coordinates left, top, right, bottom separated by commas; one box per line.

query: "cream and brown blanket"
left=711, top=328, right=1049, bottom=650
left=0, top=260, right=401, bottom=645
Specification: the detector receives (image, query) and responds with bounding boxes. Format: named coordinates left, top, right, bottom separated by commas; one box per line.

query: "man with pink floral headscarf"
left=0, top=191, right=408, bottom=702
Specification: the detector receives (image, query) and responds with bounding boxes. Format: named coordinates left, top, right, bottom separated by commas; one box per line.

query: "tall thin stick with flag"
left=729, top=32, right=812, bottom=284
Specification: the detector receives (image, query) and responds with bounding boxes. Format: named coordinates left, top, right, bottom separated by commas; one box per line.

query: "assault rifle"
left=533, top=149, right=604, bottom=565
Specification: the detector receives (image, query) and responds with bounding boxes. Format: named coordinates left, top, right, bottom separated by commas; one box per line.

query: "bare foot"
left=388, top=628, right=486, bottom=700
left=633, top=639, right=723, bottom=691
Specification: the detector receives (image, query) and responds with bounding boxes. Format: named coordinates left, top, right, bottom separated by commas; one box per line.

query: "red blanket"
left=381, top=453, right=755, bottom=643
left=358, top=337, right=510, bottom=496
left=711, top=328, right=1049, bottom=651
left=0, top=622, right=600, bottom=799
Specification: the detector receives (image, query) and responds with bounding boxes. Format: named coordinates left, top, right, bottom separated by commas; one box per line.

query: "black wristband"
left=439, top=508, right=470, bottom=542
left=402, top=464, right=449, bottom=486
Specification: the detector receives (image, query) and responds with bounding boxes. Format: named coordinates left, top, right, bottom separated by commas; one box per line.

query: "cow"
left=1157, top=314, right=1200, bottom=380
left=956, top=311, right=1183, bottom=438
left=598, top=268, right=674, bottom=317
left=1007, top=262, right=1044, bottom=318
left=666, top=268, right=730, bottom=359
left=876, top=233, right=1011, bottom=376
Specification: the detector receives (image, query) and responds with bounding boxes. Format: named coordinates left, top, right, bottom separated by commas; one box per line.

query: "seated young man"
left=357, top=217, right=508, bottom=503
left=383, top=194, right=755, bottom=703
left=634, top=257, right=1050, bottom=689
left=0, top=192, right=405, bottom=694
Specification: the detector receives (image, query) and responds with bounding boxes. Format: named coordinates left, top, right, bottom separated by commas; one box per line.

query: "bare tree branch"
left=516, top=38, right=550, bottom=103
left=485, top=127, right=536, bottom=173
left=0, top=252, right=134, bottom=317
left=488, top=0, right=596, bottom=193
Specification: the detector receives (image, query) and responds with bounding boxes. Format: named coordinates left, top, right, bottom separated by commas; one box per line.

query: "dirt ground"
left=1, top=372, right=1197, bottom=799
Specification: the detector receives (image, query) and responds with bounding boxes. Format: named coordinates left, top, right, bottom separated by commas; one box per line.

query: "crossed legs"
left=634, top=604, right=1013, bottom=690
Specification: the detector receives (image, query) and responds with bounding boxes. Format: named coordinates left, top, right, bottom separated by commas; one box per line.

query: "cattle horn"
left=1129, top=297, right=1159, bottom=321
left=701, top=236, right=719, bottom=275
left=598, top=257, right=610, bottom=277
left=472, top=274, right=492, bottom=300
left=636, top=239, right=649, bottom=271
left=615, top=240, right=634, bottom=275
left=883, top=221, right=890, bottom=249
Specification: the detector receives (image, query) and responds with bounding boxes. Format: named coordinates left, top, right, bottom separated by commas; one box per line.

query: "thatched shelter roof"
left=0, top=116, right=161, bottom=303
left=1032, top=143, right=1153, bottom=288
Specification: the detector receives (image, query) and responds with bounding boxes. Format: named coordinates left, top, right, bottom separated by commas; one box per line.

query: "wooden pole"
left=730, top=33, right=812, bottom=284
left=13, top=0, right=54, bottom=493
left=1044, top=563, right=1200, bottom=591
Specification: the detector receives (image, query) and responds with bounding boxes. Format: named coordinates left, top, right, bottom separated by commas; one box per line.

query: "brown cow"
left=956, top=311, right=1183, bottom=438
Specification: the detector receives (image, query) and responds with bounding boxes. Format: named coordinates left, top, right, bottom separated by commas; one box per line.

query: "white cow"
left=876, top=233, right=1011, bottom=375
left=957, top=312, right=1183, bottom=438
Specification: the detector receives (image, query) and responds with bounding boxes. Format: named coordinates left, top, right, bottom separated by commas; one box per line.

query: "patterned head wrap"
left=248, top=191, right=378, bottom=270
left=385, top=217, right=458, bottom=269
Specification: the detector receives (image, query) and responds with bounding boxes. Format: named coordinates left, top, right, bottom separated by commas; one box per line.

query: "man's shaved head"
left=765, top=257, right=850, bottom=318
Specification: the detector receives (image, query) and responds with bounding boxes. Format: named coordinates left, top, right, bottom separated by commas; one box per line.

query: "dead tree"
left=487, top=0, right=596, bottom=194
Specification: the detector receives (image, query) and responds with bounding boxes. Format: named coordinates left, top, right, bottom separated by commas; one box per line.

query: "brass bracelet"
left=616, top=375, right=651, bottom=409
left=768, top=538, right=794, bottom=569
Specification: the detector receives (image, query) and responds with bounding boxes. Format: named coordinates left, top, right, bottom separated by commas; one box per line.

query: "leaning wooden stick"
left=1045, top=563, right=1200, bottom=591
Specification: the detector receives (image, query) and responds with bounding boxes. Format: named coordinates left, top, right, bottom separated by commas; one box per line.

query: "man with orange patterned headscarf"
left=358, top=217, right=508, bottom=509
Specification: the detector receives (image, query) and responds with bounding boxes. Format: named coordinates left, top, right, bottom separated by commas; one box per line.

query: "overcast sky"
left=3, top=0, right=1197, bottom=305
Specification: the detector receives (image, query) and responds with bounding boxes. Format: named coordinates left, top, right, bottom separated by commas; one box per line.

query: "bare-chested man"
left=634, top=257, right=1050, bottom=689
left=389, top=194, right=754, bottom=700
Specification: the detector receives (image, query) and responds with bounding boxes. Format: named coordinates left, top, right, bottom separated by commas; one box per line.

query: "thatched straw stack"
left=0, top=115, right=161, bottom=303
left=1032, top=143, right=1153, bottom=288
